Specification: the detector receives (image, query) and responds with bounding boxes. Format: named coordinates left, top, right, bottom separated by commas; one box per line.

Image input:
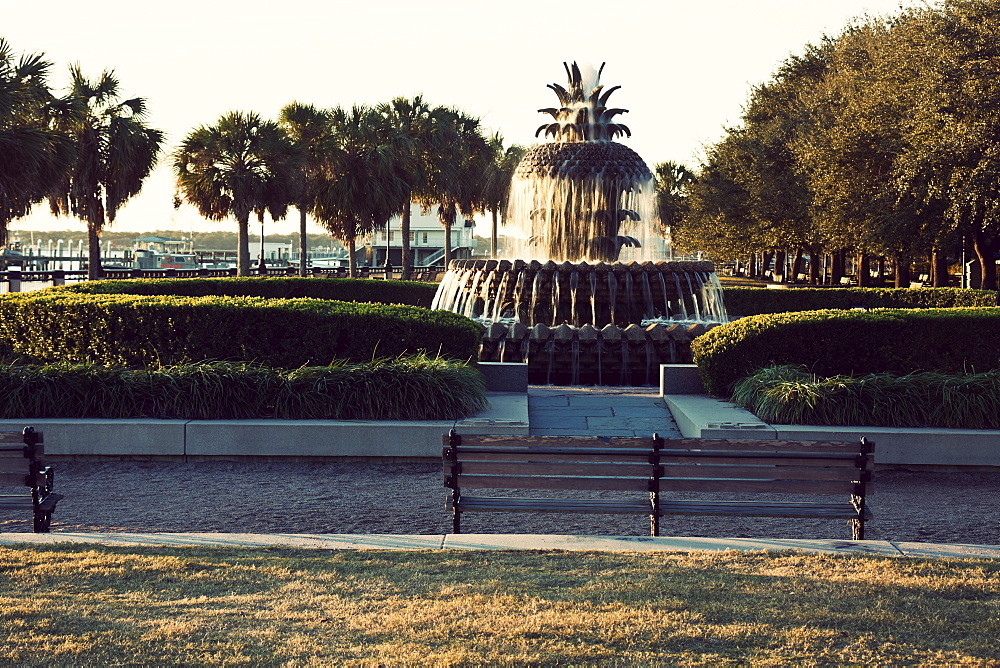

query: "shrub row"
left=691, top=307, right=1000, bottom=396
left=0, top=357, right=487, bottom=420
left=731, top=365, right=1000, bottom=429
left=0, top=292, right=482, bottom=368
left=52, top=276, right=440, bottom=308
left=722, top=287, right=997, bottom=318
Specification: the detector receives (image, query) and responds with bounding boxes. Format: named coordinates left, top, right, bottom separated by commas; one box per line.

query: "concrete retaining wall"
left=663, top=395, right=1000, bottom=468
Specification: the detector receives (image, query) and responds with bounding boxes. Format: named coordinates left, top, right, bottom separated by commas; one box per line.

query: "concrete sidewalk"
left=2, top=532, right=999, bottom=559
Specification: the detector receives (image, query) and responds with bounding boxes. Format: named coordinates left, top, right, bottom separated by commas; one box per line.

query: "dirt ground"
left=1, top=460, right=998, bottom=545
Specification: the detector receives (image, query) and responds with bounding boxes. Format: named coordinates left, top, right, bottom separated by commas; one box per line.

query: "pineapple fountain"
left=432, top=62, right=728, bottom=385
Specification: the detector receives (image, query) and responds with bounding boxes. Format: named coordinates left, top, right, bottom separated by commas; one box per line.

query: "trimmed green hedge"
left=722, top=287, right=997, bottom=318
left=0, top=357, right=487, bottom=420
left=0, top=292, right=482, bottom=368
left=692, top=307, right=1000, bottom=396
left=50, top=276, right=440, bottom=308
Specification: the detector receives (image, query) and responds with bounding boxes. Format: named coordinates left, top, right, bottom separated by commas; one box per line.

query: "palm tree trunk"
left=443, top=221, right=452, bottom=267
left=400, top=203, right=412, bottom=280
left=237, top=214, right=251, bottom=276
left=347, top=238, right=357, bottom=278
left=491, top=209, right=499, bottom=257
left=87, top=221, right=104, bottom=280
left=298, top=205, right=308, bottom=277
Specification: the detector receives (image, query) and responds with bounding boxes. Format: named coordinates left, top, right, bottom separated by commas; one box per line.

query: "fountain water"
left=432, top=62, right=729, bottom=385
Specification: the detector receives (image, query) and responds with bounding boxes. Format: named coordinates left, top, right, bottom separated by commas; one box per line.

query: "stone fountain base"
left=478, top=321, right=722, bottom=386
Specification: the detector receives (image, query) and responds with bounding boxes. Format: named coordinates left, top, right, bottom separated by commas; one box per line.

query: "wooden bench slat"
left=658, top=500, right=873, bottom=520
left=448, top=450, right=653, bottom=464
left=0, top=495, right=35, bottom=509
left=454, top=496, right=653, bottom=514
left=450, top=461, right=655, bottom=477
left=664, top=478, right=859, bottom=495
left=0, top=472, right=30, bottom=487
left=453, top=475, right=653, bottom=492
left=656, top=454, right=862, bottom=467
left=659, top=464, right=867, bottom=483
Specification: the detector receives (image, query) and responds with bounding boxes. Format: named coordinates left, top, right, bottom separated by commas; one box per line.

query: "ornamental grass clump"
left=0, top=356, right=487, bottom=421
left=732, top=364, right=1000, bottom=428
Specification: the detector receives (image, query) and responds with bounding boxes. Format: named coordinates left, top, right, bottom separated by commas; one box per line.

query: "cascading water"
left=433, top=61, right=729, bottom=386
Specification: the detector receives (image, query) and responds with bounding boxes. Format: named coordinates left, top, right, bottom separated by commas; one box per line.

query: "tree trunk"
left=790, top=248, right=804, bottom=279
left=829, top=250, right=843, bottom=285
left=932, top=250, right=949, bottom=287
left=808, top=249, right=821, bottom=284
left=443, top=221, right=453, bottom=267
left=87, top=221, right=104, bottom=280
left=298, top=205, right=308, bottom=277
left=491, top=209, right=499, bottom=258
left=894, top=253, right=911, bottom=288
left=773, top=250, right=787, bottom=282
left=400, top=202, right=412, bottom=280
left=856, top=253, right=871, bottom=287
left=973, top=228, right=998, bottom=291
left=347, top=238, right=357, bottom=278
left=761, top=251, right=774, bottom=279
left=236, top=214, right=251, bottom=277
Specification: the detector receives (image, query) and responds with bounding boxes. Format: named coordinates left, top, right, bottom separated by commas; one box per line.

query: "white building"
left=364, top=206, right=476, bottom=267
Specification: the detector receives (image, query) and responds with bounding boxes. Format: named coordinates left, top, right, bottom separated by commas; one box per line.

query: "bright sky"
left=3, top=0, right=917, bottom=237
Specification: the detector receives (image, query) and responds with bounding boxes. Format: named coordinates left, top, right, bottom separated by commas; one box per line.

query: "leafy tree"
left=48, top=66, right=163, bottom=279
left=173, top=111, right=296, bottom=276
left=279, top=102, right=332, bottom=276
left=893, top=0, right=1000, bottom=289
left=0, top=39, right=75, bottom=251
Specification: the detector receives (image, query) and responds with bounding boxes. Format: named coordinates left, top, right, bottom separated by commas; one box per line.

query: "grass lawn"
left=0, top=545, right=997, bottom=665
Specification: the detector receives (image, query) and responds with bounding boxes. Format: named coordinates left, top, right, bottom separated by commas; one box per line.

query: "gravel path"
left=2, top=460, right=998, bottom=545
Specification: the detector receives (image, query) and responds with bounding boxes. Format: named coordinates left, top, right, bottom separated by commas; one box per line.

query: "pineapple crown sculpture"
left=507, top=62, right=654, bottom=263
left=535, top=62, right=631, bottom=142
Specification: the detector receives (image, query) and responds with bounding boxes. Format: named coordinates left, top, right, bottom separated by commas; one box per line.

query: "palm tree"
left=279, top=102, right=331, bottom=277
left=312, top=105, right=407, bottom=278
left=173, top=111, right=296, bottom=276
left=654, top=161, right=695, bottom=256
left=378, top=96, right=450, bottom=279
left=432, top=108, right=491, bottom=266
left=48, top=66, right=163, bottom=280
left=0, top=40, right=75, bottom=250
left=484, top=133, right=526, bottom=257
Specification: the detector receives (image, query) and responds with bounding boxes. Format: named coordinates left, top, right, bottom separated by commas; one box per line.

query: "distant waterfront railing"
left=0, top=265, right=444, bottom=293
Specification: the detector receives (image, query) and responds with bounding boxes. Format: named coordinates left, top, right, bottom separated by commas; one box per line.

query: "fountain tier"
left=433, top=259, right=726, bottom=328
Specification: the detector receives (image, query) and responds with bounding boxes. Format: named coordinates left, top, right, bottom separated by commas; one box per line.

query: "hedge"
left=50, top=276, right=440, bottom=308
left=0, top=357, right=487, bottom=420
left=0, top=292, right=483, bottom=368
left=691, top=307, right=1000, bottom=396
left=730, top=365, right=1000, bottom=429
left=722, top=287, right=997, bottom=318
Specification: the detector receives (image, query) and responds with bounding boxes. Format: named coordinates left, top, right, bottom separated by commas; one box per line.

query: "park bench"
left=443, top=432, right=874, bottom=539
left=0, top=427, right=62, bottom=532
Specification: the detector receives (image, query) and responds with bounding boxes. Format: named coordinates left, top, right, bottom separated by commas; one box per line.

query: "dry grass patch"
left=0, top=545, right=998, bottom=665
